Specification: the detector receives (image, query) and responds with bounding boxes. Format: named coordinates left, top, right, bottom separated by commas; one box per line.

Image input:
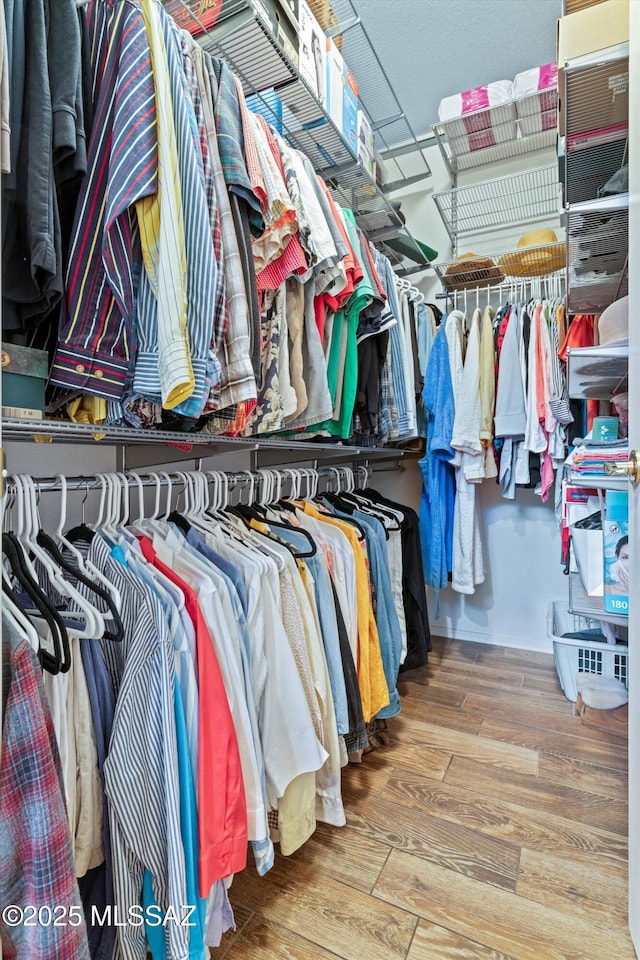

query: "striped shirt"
left=88, top=535, right=189, bottom=960
left=132, top=7, right=220, bottom=419
left=136, top=0, right=192, bottom=410
left=49, top=0, right=158, bottom=400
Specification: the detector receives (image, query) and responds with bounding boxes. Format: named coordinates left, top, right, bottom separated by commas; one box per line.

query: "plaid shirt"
left=189, top=43, right=257, bottom=416
left=0, top=613, right=90, bottom=960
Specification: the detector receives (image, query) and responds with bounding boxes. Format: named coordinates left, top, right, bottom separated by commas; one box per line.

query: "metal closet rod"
left=5, top=466, right=380, bottom=495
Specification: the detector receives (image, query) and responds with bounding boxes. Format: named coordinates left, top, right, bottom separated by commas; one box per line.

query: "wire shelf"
left=434, top=241, right=566, bottom=293
left=566, top=343, right=628, bottom=400
left=163, top=0, right=432, bottom=265
left=433, top=164, right=560, bottom=241
left=567, top=195, right=628, bottom=313
left=1, top=418, right=410, bottom=467
left=329, top=0, right=431, bottom=169
left=431, top=90, right=558, bottom=178
left=568, top=572, right=629, bottom=629
left=564, top=137, right=628, bottom=205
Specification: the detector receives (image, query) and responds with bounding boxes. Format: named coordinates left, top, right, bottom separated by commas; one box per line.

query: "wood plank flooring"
left=212, top=637, right=634, bottom=960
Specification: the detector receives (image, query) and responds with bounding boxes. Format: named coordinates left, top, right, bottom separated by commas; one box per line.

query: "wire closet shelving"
left=162, top=0, right=434, bottom=272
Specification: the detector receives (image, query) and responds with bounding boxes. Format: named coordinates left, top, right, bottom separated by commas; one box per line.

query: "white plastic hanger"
left=12, top=475, right=104, bottom=639
left=52, top=473, right=122, bottom=615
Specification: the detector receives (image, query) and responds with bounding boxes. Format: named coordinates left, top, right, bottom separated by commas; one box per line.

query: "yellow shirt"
left=137, top=0, right=192, bottom=409
left=301, top=502, right=389, bottom=722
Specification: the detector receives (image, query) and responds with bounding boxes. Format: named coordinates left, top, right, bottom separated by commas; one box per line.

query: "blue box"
left=603, top=490, right=628, bottom=615
left=246, top=88, right=299, bottom=136
left=325, top=38, right=358, bottom=157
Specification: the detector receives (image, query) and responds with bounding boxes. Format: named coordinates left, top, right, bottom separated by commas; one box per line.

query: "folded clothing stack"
left=568, top=439, right=629, bottom=478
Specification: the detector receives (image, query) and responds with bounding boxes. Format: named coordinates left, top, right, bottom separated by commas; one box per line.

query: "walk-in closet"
left=0, top=0, right=637, bottom=958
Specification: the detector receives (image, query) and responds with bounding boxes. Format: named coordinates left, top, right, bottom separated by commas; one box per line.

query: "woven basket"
left=308, top=0, right=342, bottom=48
left=444, top=254, right=504, bottom=291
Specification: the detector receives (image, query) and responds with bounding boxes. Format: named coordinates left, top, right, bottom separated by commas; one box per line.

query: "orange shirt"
left=137, top=536, right=248, bottom=895
left=300, top=502, right=389, bottom=722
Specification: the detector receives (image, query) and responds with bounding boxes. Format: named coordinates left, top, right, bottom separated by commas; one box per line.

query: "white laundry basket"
left=547, top=601, right=629, bottom=703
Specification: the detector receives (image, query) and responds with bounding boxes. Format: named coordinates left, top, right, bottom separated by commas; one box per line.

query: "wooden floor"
left=213, top=637, right=635, bottom=960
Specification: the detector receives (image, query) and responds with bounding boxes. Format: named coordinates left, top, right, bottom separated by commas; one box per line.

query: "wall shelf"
left=166, top=0, right=432, bottom=265
left=566, top=194, right=628, bottom=313
left=565, top=473, right=629, bottom=493
left=433, top=164, right=560, bottom=245
left=566, top=343, right=628, bottom=400
left=433, top=240, right=565, bottom=293
left=431, top=90, right=558, bottom=179
left=568, top=572, right=629, bottom=628
left=1, top=418, right=413, bottom=469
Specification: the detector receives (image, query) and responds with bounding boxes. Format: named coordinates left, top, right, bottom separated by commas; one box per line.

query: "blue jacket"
left=419, top=322, right=456, bottom=615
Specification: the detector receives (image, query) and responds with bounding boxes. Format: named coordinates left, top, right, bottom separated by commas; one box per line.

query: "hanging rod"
left=4, top=465, right=384, bottom=496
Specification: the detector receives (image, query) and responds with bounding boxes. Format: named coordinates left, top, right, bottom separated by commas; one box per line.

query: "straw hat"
left=598, top=295, right=628, bottom=345
left=444, top=253, right=504, bottom=290
left=499, top=228, right=565, bottom=278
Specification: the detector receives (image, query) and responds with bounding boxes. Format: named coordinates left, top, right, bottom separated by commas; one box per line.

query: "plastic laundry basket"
left=547, top=601, right=629, bottom=703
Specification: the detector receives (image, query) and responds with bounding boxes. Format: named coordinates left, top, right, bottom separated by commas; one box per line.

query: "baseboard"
left=430, top=624, right=554, bottom=654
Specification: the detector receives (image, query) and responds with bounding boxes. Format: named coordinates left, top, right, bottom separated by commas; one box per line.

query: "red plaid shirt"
left=0, top=616, right=90, bottom=959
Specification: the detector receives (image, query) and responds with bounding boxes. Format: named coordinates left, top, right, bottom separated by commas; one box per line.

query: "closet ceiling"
left=344, top=0, right=561, bottom=145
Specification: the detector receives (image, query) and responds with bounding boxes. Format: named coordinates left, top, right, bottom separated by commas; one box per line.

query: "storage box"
left=356, top=108, right=375, bottom=180
left=255, top=0, right=299, bottom=69
left=603, top=491, right=628, bottom=615
left=325, top=38, right=358, bottom=155
left=557, top=0, right=629, bottom=64
left=1, top=342, right=48, bottom=420
left=437, top=83, right=518, bottom=156
left=557, top=0, right=629, bottom=137
left=565, top=0, right=610, bottom=16
left=246, top=87, right=300, bottom=136
left=592, top=416, right=619, bottom=441
left=548, top=601, right=628, bottom=702
left=298, top=0, right=325, bottom=102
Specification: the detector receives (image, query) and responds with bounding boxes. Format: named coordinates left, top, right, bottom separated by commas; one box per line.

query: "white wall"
left=380, top=138, right=567, bottom=652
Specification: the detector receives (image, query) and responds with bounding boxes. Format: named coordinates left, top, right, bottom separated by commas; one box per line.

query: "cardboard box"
left=557, top=0, right=629, bottom=137
left=325, top=38, right=358, bottom=156
left=603, top=490, right=628, bottom=615
left=557, top=0, right=628, bottom=64
left=254, top=0, right=299, bottom=69
left=565, top=0, right=608, bottom=13
left=298, top=0, right=326, bottom=102
left=1, top=342, right=48, bottom=420
left=356, top=108, right=375, bottom=180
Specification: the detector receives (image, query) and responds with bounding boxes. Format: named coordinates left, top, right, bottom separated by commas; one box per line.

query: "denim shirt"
left=323, top=502, right=402, bottom=719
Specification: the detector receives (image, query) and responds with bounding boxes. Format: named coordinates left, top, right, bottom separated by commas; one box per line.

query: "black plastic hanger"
left=167, top=510, right=192, bottom=536
left=65, top=522, right=96, bottom=545
left=319, top=494, right=368, bottom=540
left=229, top=504, right=317, bottom=558
left=36, top=530, right=124, bottom=642
left=2, top=534, right=70, bottom=674
left=340, top=491, right=401, bottom=532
